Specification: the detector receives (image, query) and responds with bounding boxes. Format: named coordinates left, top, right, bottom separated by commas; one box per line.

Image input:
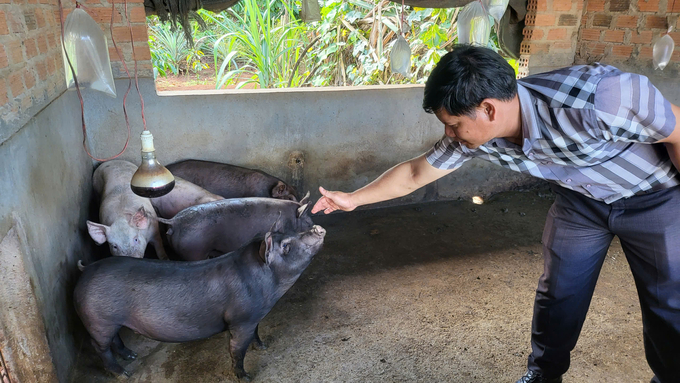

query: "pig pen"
left=70, top=188, right=652, bottom=383
left=1, top=81, right=666, bottom=383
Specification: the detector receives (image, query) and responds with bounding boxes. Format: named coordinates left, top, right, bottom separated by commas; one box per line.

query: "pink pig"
left=86, top=160, right=167, bottom=259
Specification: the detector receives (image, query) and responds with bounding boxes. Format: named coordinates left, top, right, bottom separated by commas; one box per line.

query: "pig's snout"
left=312, top=225, right=326, bottom=237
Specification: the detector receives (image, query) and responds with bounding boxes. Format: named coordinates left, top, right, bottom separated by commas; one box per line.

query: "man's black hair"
left=423, top=45, right=517, bottom=117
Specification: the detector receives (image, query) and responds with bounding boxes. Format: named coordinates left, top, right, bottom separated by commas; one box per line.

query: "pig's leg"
left=111, top=333, right=138, bottom=360
left=250, top=325, right=266, bottom=350
left=89, top=327, right=130, bottom=377
left=229, top=324, right=257, bottom=381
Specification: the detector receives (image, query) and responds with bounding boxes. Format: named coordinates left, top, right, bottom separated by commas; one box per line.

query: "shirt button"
left=586, top=184, right=592, bottom=188
left=566, top=179, right=572, bottom=183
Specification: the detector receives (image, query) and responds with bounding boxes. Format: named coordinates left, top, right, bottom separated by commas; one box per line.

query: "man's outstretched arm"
left=312, top=153, right=454, bottom=214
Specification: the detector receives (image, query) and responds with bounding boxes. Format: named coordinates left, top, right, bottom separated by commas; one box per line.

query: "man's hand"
left=312, top=154, right=454, bottom=215
left=311, top=187, right=357, bottom=214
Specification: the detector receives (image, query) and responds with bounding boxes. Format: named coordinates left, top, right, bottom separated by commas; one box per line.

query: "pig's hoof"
left=252, top=342, right=267, bottom=351
left=236, top=372, right=252, bottom=382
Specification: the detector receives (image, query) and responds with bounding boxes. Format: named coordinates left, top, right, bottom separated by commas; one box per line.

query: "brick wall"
left=0, top=0, right=65, bottom=134
left=575, top=0, right=680, bottom=72
left=519, top=0, right=586, bottom=77
left=1, top=0, right=151, bottom=136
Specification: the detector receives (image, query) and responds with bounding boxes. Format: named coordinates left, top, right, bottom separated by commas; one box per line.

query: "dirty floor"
left=70, top=189, right=652, bottom=383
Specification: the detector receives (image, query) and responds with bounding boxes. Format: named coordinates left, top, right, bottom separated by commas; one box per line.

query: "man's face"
left=434, top=107, right=495, bottom=149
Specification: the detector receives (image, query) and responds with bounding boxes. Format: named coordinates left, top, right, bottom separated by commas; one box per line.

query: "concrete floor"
left=70, top=189, right=652, bottom=383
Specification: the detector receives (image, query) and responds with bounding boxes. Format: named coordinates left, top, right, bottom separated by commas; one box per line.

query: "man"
left=311, top=45, right=680, bottom=383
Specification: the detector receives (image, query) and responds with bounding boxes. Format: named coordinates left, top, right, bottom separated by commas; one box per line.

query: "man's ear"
left=481, top=100, right=496, bottom=122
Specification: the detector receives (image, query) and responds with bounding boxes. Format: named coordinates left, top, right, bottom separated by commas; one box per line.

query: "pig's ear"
left=86, top=221, right=109, bottom=245
left=258, top=239, right=268, bottom=264
left=263, top=232, right=274, bottom=265
left=130, top=207, right=150, bottom=230
left=297, top=203, right=311, bottom=218
left=299, top=191, right=311, bottom=205
left=271, top=181, right=288, bottom=198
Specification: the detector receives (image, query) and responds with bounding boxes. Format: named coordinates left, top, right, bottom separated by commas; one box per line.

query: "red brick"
left=559, top=14, right=578, bottom=26
left=111, top=25, right=148, bottom=42
left=631, top=30, right=653, bottom=44
left=523, top=28, right=545, bottom=40
left=8, top=10, right=24, bottom=34
left=550, top=41, right=573, bottom=51
left=520, top=41, right=550, bottom=54
left=25, top=37, right=38, bottom=58
left=133, top=44, right=150, bottom=60
left=611, top=45, right=634, bottom=57
left=534, top=14, right=556, bottom=26
left=638, top=0, right=659, bottom=12
left=37, top=35, right=48, bottom=54
left=576, top=0, right=583, bottom=10
left=36, top=59, right=48, bottom=80
left=109, top=46, right=123, bottom=61
left=47, top=33, right=57, bottom=49
left=587, top=0, right=605, bottom=11
left=21, top=96, right=32, bottom=111
left=670, top=0, right=680, bottom=12
left=645, top=15, right=669, bottom=29
left=552, top=0, right=572, bottom=11
left=582, top=28, right=602, bottom=41
left=588, top=42, right=606, bottom=56
left=6, top=40, right=24, bottom=64
left=129, top=6, right=146, bottom=23
left=87, top=7, right=122, bottom=23
left=547, top=28, right=568, bottom=40
left=603, top=30, right=625, bottom=42
left=609, top=0, right=630, bottom=11
left=34, top=8, right=46, bottom=28
left=8, top=71, right=24, bottom=98
left=593, top=14, right=612, bottom=27
left=639, top=46, right=653, bottom=58
left=0, top=78, right=7, bottom=105
left=0, top=11, right=9, bottom=34
left=529, top=0, right=548, bottom=11
left=24, top=67, right=35, bottom=89
left=0, top=46, right=8, bottom=68
left=615, top=15, right=638, bottom=28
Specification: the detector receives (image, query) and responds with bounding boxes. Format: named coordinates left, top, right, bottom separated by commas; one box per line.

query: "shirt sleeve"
left=594, top=72, right=676, bottom=143
left=425, top=135, right=471, bottom=170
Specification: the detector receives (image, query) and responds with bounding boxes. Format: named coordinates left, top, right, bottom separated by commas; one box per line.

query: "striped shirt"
left=426, top=63, right=679, bottom=203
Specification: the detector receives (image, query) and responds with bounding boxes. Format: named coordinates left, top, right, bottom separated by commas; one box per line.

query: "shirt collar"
left=517, top=83, right=542, bottom=153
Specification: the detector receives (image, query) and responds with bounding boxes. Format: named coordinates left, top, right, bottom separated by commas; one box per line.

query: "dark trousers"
left=527, top=184, right=680, bottom=382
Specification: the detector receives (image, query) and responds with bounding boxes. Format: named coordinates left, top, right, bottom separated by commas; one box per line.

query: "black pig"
left=156, top=195, right=312, bottom=261
left=74, top=224, right=326, bottom=380
left=166, top=159, right=298, bottom=201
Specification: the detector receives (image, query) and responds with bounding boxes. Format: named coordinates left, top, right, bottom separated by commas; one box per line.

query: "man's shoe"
left=515, top=370, right=563, bottom=383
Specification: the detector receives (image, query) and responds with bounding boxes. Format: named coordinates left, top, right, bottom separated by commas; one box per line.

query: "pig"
left=156, top=193, right=312, bottom=261
left=86, top=160, right=167, bottom=260
left=149, top=176, right=224, bottom=218
left=166, top=159, right=298, bottom=201
left=74, top=224, right=326, bottom=380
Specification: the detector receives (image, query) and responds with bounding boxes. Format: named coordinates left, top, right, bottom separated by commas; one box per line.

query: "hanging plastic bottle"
left=483, top=0, right=509, bottom=26
left=62, top=7, right=116, bottom=97
left=653, top=28, right=675, bottom=71
left=458, top=0, right=491, bottom=46
left=391, top=35, right=411, bottom=76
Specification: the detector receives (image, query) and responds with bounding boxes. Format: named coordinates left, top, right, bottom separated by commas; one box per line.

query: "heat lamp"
left=130, top=130, right=175, bottom=198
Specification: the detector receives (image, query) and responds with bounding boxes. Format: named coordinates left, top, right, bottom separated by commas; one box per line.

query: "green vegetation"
left=147, top=0, right=516, bottom=88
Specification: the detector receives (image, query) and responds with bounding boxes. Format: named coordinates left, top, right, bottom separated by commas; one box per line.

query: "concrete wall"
left=84, top=80, right=539, bottom=208
left=0, top=91, right=94, bottom=383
